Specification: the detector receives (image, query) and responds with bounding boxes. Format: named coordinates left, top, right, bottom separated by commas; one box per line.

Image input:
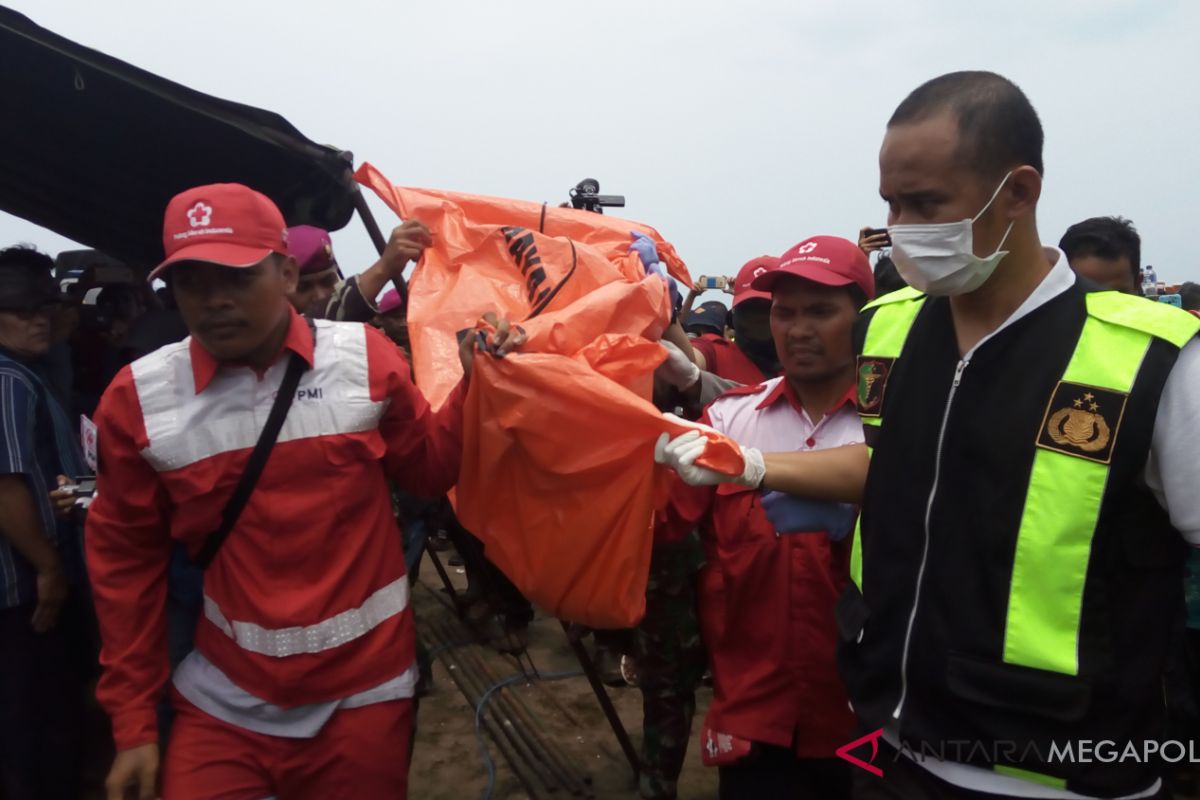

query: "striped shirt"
left=0, top=352, right=66, bottom=608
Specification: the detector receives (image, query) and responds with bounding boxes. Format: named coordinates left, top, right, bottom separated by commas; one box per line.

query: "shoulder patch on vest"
left=1085, top=292, right=1200, bottom=349
left=862, top=286, right=924, bottom=311
left=856, top=356, right=894, bottom=417
left=1036, top=381, right=1128, bottom=464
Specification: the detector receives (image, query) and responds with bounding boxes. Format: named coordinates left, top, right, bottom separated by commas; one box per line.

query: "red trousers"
left=163, top=692, right=414, bottom=800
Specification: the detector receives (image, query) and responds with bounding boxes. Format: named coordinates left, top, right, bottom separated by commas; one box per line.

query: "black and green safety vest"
left=836, top=278, right=1199, bottom=796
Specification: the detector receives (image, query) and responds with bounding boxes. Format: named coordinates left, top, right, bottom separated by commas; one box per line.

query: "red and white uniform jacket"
left=86, top=310, right=463, bottom=750
left=656, top=377, right=860, bottom=757
left=690, top=335, right=769, bottom=386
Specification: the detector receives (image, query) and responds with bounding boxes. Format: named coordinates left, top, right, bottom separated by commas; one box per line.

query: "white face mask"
left=888, top=172, right=1015, bottom=296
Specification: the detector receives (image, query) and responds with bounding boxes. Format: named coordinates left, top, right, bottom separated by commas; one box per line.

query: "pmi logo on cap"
left=187, top=202, right=213, bottom=228
left=796, top=241, right=819, bottom=254
left=173, top=199, right=234, bottom=242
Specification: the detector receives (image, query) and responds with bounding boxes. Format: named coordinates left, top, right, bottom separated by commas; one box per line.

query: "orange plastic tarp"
left=355, top=164, right=741, bottom=627
left=355, top=162, right=691, bottom=409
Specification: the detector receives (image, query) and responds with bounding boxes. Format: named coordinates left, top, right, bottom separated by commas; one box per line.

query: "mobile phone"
left=699, top=276, right=729, bottom=291
left=72, top=476, right=97, bottom=498
left=1158, top=294, right=1182, bottom=308
left=865, top=227, right=891, bottom=245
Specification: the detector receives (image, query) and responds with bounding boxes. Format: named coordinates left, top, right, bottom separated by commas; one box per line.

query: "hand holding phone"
left=859, top=226, right=891, bottom=252
left=865, top=228, right=891, bottom=244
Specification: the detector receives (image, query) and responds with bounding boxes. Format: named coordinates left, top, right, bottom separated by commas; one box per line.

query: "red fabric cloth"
left=690, top=336, right=768, bottom=386
left=189, top=307, right=314, bottom=392
left=163, top=691, right=413, bottom=799
left=86, top=309, right=463, bottom=750
left=752, top=376, right=857, bottom=416
left=655, top=382, right=856, bottom=757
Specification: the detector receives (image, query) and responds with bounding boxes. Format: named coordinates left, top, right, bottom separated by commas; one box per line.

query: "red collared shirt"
left=690, top=336, right=770, bottom=386
left=86, top=308, right=464, bottom=750
left=656, top=376, right=862, bottom=757
left=187, top=308, right=311, bottom=392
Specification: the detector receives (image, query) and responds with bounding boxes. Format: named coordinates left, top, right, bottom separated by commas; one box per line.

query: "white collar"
left=964, top=246, right=1075, bottom=359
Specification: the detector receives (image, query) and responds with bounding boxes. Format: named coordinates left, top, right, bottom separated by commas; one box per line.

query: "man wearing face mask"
left=690, top=257, right=782, bottom=385
left=656, top=71, right=1200, bottom=800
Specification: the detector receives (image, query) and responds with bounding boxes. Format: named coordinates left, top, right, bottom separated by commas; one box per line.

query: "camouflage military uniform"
left=635, top=530, right=708, bottom=800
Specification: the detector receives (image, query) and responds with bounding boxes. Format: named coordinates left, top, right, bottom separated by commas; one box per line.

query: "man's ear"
left=1004, top=165, right=1042, bottom=220
left=278, top=254, right=300, bottom=295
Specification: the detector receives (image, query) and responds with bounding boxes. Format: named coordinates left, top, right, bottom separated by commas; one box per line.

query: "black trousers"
left=718, top=745, right=850, bottom=800
left=445, top=513, right=534, bottom=627
left=850, top=742, right=1171, bottom=800
left=0, top=599, right=89, bottom=800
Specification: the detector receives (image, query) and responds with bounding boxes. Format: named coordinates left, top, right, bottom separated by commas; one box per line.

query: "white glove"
left=656, top=341, right=701, bottom=391
left=653, top=415, right=766, bottom=488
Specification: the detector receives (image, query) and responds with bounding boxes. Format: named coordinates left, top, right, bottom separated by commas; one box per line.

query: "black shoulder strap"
left=193, top=321, right=315, bottom=569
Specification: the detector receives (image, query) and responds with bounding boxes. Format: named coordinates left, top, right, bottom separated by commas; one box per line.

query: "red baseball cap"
left=732, top=256, right=780, bottom=307
left=752, top=236, right=874, bottom=300
left=149, top=183, right=288, bottom=281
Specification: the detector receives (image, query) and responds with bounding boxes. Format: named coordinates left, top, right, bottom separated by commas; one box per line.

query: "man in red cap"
left=87, top=183, right=521, bottom=800
left=689, top=256, right=782, bottom=386
left=286, top=221, right=431, bottom=322
left=655, top=235, right=873, bottom=799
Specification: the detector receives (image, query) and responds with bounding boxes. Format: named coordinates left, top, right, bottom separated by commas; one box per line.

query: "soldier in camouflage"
left=634, top=530, right=707, bottom=800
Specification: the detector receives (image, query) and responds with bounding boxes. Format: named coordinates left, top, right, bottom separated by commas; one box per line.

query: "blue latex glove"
left=629, top=231, right=660, bottom=274
left=629, top=231, right=681, bottom=314
left=664, top=277, right=683, bottom=315
left=761, top=491, right=857, bottom=541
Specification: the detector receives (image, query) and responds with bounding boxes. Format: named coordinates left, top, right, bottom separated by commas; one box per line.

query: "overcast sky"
left=4, top=0, right=1199, bottom=298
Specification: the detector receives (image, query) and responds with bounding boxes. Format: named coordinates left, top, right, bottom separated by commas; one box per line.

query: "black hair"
left=0, top=244, right=54, bottom=274
left=888, top=71, right=1044, bottom=178
left=872, top=256, right=907, bottom=296
left=846, top=284, right=869, bottom=312
left=1058, top=217, right=1141, bottom=286
left=1179, top=282, right=1200, bottom=312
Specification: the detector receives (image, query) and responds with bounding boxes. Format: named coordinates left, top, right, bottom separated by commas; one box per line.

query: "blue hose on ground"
left=475, top=669, right=586, bottom=800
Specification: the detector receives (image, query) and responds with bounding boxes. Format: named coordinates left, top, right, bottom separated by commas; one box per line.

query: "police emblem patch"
left=1036, top=381, right=1128, bottom=464
left=856, top=356, right=894, bottom=418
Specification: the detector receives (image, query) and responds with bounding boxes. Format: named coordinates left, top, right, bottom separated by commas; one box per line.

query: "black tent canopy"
left=0, top=5, right=361, bottom=268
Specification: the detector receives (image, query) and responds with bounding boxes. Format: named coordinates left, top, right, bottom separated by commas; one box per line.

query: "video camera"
left=569, top=178, right=625, bottom=214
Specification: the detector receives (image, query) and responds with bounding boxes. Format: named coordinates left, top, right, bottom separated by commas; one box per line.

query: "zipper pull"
left=952, top=359, right=969, bottom=388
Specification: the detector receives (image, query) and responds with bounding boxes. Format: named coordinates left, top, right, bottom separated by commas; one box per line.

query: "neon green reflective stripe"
left=993, top=764, right=1068, bottom=790
left=1086, top=291, right=1200, bottom=348
left=1003, top=317, right=1151, bottom=675
left=850, top=519, right=863, bottom=589
left=862, top=285, right=925, bottom=312
left=852, top=295, right=925, bottom=591
left=862, top=294, right=926, bottom=357
left=849, top=446, right=872, bottom=589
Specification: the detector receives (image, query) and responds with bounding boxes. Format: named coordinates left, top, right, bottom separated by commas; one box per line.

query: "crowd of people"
left=2, top=69, right=1200, bottom=800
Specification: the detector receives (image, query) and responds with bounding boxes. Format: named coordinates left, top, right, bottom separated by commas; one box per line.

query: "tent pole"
left=352, top=186, right=388, bottom=256
left=351, top=184, right=410, bottom=303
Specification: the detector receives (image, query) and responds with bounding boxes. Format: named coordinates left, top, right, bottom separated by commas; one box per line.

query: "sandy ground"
left=69, top=549, right=718, bottom=800
left=63, top=551, right=1200, bottom=799
left=408, top=554, right=719, bottom=800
